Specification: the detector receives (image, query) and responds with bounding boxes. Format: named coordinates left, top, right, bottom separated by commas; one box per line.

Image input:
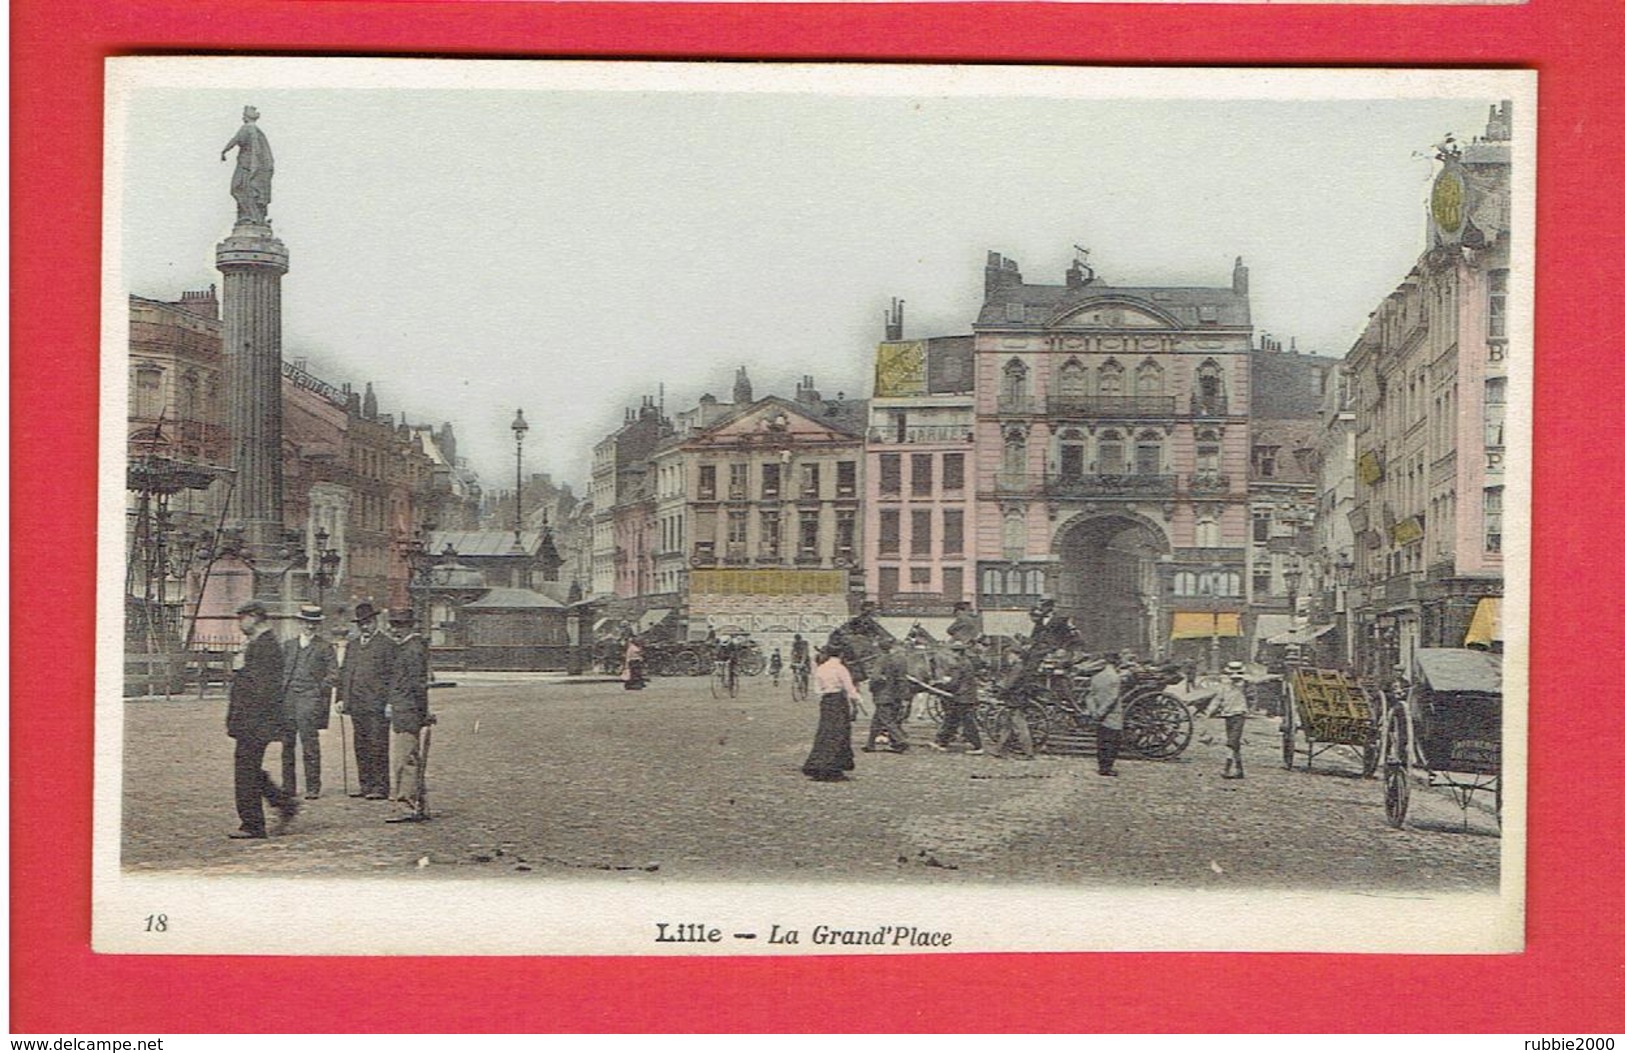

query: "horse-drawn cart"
left=1282, top=668, right=1380, bottom=775
left=1380, top=648, right=1503, bottom=830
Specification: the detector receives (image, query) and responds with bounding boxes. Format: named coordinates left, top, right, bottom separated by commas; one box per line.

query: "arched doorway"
left=1054, top=514, right=1168, bottom=655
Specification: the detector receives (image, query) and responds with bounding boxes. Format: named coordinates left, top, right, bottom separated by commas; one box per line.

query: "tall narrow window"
left=1002, top=509, right=1025, bottom=560
left=942, top=510, right=965, bottom=556
left=836, top=461, right=857, bottom=497
left=1135, top=359, right=1164, bottom=396
left=799, top=512, right=819, bottom=556
left=761, top=462, right=781, bottom=499
left=911, top=453, right=933, bottom=496
left=879, top=453, right=902, bottom=495
left=1059, top=428, right=1086, bottom=479
left=942, top=453, right=965, bottom=492
left=1097, top=430, right=1124, bottom=475
left=1195, top=516, right=1220, bottom=547
left=1057, top=358, right=1086, bottom=398
left=911, top=509, right=932, bottom=556
left=1002, top=430, right=1027, bottom=480
left=1488, top=269, right=1509, bottom=341
left=698, top=465, right=716, bottom=501
left=800, top=463, right=820, bottom=499
left=729, top=463, right=749, bottom=500
left=1134, top=430, right=1163, bottom=475
left=879, top=509, right=901, bottom=555
left=879, top=566, right=900, bottom=598
left=759, top=511, right=781, bottom=559
left=1196, top=429, right=1221, bottom=477
left=1484, top=487, right=1503, bottom=553
left=133, top=365, right=163, bottom=420
left=942, top=566, right=964, bottom=603
left=835, top=509, right=856, bottom=558
left=1001, top=358, right=1029, bottom=403
left=1098, top=359, right=1124, bottom=396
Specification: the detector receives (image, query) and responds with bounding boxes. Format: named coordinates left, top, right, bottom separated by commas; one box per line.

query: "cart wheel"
left=739, top=651, right=766, bottom=677
left=1494, top=779, right=1503, bottom=829
left=1282, top=729, right=1295, bottom=770
left=677, top=650, right=705, bottom=678
left=1383, top=707, right=1410, bottom=829
left=1361, top=736, right=1380, bottom=778
left=1124, top=693, right=1192, bottom=759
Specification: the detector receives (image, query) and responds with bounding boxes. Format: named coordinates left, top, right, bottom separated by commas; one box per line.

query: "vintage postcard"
left=96, top=58, right=1533, bottom=955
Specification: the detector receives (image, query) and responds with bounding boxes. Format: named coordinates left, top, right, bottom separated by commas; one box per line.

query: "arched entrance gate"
left=1053, top=513, right=1168, bottom=656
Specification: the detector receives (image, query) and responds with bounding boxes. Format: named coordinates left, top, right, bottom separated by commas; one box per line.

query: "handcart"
left=1380, top=648, right=1502, bottom=831
left=1281, top=667, right=1380, bottom=776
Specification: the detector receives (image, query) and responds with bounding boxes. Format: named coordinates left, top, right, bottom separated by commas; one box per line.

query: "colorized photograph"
left=97, top=59, right=1531, bottom=954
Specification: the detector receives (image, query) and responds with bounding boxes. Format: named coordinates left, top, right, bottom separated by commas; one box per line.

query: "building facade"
left=863, top=307, right=978, bottom=618
left=970, top=250, right=1253, bottom=663
left=1347, top=101, right=1511, bottom=677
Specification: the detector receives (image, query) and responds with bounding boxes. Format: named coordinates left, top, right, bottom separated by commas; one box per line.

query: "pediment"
left=1049, top=299, right=1179, bottom=330
left=700, top=399, right=856, bottom=443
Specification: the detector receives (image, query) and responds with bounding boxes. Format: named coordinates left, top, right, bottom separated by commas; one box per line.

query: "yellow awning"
left=1464, top=597, right=1502, bottom=647
left=1170, top=611, right=1242, bottom=640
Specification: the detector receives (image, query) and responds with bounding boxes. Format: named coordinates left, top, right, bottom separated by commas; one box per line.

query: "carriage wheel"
left=1123, top=693, right=1193, bottom=760
left=739, top=651, right=766, bottom=677
left=1494, top=779, right=1503, bottom=830
left=1383, top=707, right=1411, bottom=829
left=1017, top=700, right=1050, bottom=751
left=1281, top=727, right=1295, bottom=770
left=676, top=650, right=705, bottom=678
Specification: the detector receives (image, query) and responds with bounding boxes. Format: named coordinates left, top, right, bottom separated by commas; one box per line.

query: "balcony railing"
left=996, top=395, right=1041, bottom=415
left=1184, top=472, right=1233, bottom=494
left=1190, top=395, right=1230, bottom=417
left=1047, top=394, right=1177, bottom=417
left=866, top=425, right=975, bottom=444
left=990, top=471, right=1176, bottom=498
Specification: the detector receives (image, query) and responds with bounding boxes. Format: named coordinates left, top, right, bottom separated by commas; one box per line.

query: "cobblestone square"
left=123, top=674, right=1500, bottom=890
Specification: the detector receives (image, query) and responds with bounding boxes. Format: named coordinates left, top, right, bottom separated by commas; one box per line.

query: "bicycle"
left=710, top=657, right=739, bottom=699
left=789, top=660, right=811, bottom=702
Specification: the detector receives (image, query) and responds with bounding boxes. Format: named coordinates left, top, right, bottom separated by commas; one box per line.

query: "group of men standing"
left=224, top=599, right=433, bottom=840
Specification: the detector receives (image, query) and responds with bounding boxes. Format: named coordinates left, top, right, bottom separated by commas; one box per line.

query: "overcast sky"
left=114, top=64, right=1508, bottom=488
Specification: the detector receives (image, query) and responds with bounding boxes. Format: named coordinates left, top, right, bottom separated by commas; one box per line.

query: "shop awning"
left=637, top=608, right=673, bottom=631
left=1266, top=623, right=1336, bottom=646
left=1170, top=611, right=1242, bottom=640
left=1464, top=597, right=1502, bottom=648
left=1251, top=613, right=1294, bottom=645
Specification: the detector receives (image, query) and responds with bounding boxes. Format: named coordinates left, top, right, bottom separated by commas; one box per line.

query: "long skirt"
left=802, top=692, right=856, bottom=779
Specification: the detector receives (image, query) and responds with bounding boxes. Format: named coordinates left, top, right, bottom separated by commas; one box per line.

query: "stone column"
left=216, top=221, right=289, bottom=557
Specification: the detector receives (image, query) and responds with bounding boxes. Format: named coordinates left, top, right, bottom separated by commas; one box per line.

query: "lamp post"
left=311, top=526, right=342, bottom=608
left=511, top=409, right=529, bottom=551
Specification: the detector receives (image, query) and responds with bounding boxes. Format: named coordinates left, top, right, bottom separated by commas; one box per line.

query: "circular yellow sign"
left=1432, top=168, right=1465, bottom=234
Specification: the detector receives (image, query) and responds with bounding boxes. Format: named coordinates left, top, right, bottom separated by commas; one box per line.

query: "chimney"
left=178, top=284, right=219, bottom=320
left=795, top=375, right=821, bottom=405
left=985, top=251, right=1022, bottom=299
left=884, top=298, right=905, bottom=341
left=1232, top=256, right=1249, bottom=297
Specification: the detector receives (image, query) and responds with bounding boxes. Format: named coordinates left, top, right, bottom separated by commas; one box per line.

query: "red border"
left=14, top=0, right=1625, bottom=1033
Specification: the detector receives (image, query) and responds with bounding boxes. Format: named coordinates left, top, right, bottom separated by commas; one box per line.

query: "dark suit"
left=388, top=632, right=431, bottom=803
left=933, top=653, right=983, bottom=751
left=226, top=626, right=296, bottom=835
left=340, top=629, right=395, bottom=797
left=280, top=634, right=336, bottom=796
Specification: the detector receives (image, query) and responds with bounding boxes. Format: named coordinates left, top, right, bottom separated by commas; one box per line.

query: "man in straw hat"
left=225, top=601, right=299, bottom=838
left=337, top=602, right=394, bottom=800
left=280, top=604, right=337, bottom=800
left=1209, top=662, right=1251, bottom=780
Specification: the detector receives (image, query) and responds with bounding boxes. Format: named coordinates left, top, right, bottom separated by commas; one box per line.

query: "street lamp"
left=311, top=526, right=342, bottom=608
left=511, top=408, right=529, bottom=551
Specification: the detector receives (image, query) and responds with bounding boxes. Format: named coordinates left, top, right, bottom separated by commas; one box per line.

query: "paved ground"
left=122, top=674, right=1501, bottom=889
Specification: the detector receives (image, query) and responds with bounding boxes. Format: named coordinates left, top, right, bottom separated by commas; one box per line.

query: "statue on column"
left=221, top=106, right=274, bottom=226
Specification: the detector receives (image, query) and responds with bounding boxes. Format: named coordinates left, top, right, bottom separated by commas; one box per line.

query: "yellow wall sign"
left=1390, top=516, right=1424, bottom=546
left=1357, top=449, right=1384, bottom=486
left=874, top=341, right=927, bottom=397
left=691, top=569, right=847, bottom=596
left=1432, top=164, right=1466, bottom=237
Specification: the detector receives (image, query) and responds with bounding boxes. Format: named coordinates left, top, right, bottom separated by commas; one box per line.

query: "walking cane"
left=336, top=689, right=350, bottom=797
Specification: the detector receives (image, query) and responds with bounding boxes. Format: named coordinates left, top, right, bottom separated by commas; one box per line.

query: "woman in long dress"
left=802, top=646, right=862, bottom=782
left=621, top=637, right=646, bottom=691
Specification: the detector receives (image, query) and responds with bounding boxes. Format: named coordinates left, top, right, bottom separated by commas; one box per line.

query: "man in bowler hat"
left=226, top=601, right=299, bottom=838
left=337, top=602, right=394, bottom=799
left=384, top=606, right=433, bottom=820
left=281, top=604, right=337, bottom=799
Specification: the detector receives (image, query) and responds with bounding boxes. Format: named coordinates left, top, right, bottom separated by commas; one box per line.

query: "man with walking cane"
left=336, top=602, right=394, bottom=800
left=385, top=607, right=435, bottom=823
